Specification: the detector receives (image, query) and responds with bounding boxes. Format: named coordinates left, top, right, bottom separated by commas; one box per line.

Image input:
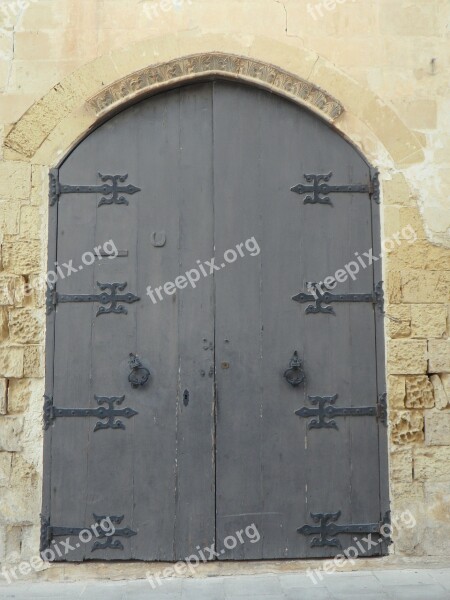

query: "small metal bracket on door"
left=292, top=281, right=384, bottom=316
left=151, top=231, right=166, bottom=247
left=290, top=170, right=380, bottom=206
left=43, top=395, right=138, bottom=432
left=40, top=514, right=137, bottom=553
left=49, top=170, right=141, bottom=207
left=46, top=281, right=140, bottom=316
left=295, top=393, right=387, bottom=430
left=297, top=510, right=390, bottom=548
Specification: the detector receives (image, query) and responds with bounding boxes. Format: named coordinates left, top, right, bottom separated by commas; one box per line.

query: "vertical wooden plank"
left=213, top=81, right=265, bottom=559
left=42, top=173, right=58, bottom=539
left=174, top=83, right=215, bottom=559
left=131, top=89, right=182, bottom=560
left=50, top=152, right=99, bottom=560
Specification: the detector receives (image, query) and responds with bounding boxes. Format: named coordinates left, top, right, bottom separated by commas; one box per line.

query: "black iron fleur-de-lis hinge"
left=46, top=281, right=140, bottom=316
left=290, top=170, right=380, bottom=205
left=43, top=395, right=138, bottom=432
left=297, top=510, right=391, bottom=548
left=292, top=281, right=384, bottom=315
left=295, top=393, right=387, bottom=430
left=40, top=514, right=137, bottom=553
left=49, top=170, right=141, bottom=207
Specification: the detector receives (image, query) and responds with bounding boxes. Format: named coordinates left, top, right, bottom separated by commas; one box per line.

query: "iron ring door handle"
left=128, top=353, right=150, bottom=388
left=283, top=351, right=306, bottom=387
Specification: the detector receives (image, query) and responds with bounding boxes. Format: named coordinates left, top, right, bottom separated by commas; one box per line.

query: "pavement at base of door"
left=0, top=567, right=449, bottom=599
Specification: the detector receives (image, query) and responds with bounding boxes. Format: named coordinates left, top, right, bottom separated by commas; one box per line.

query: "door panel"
left=213, top=81, right=384, bottom=558
left=44, top=80, right=387, bottom=562
left=49, top=84, right=215, bottom=561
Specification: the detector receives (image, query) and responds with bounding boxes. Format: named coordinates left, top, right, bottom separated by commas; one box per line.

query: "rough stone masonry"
left=0, top=0, right=449, bottom=580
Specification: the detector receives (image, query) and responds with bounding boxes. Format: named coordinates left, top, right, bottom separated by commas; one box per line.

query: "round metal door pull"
left=283, top=351, right=306, bottom=387
left=128, top=353, right=151, bottom=388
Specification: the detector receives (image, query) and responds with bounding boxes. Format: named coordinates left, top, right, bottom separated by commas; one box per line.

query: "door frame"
left=41, top=72, right=389, bottom=560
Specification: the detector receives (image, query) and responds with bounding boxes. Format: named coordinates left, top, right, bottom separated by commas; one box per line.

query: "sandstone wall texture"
left=0, top=0, right=449, bottom=577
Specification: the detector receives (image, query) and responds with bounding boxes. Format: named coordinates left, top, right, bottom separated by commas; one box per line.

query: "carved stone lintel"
left=87, top=53, right=344, bottom=122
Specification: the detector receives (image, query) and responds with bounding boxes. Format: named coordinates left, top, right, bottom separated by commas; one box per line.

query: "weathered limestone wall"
left=0, top=0, right=449, bottom=577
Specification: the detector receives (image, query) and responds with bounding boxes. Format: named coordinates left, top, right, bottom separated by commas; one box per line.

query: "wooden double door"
left=43, top=81, right=388, bottom=561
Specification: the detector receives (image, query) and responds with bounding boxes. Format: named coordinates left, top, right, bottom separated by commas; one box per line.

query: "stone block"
left=23, top=345, right=44, bottom=378
left=8, top=309, right=45, bottom=344
left=0, top=201, right=20, bottom=236
left=5, top=526, right=24, bottom=559
left=0, top=417, right=23, bottom=452
left=386, top=240, right=450, bottom=271
left=0, top=162, right=31, bottom=200
left=19, top=206, right=42, bottom=240
left=388, top=340, right=428, bottom=374
left=388, top=375, right=406, bottom=409
left=30, top=164, right=46, bottom=206
left=401, top=100, right=438, bottom=130
left=389, top=447, right=412, bottom=482
left=390, top=410, right=424, bottom=445
left=0, top=452, right=12, bottom=487
left=425, top=412, right=450, bottom=446
left=398, top=207, right=427, bottom=239
left=0, top=348, right=24, bottom=378
left=405, top=376, right=435, bottom=409
left=414, top=447, right=450, bottom=482
left=410, top=304, right=447, bottom=339
left=431, top=374, right=450, bottom=410
left=7, top=379, right=33, bottom=414
left=428, top=339, right=450, bottom=373
left=9, top=454, right=39, bottom=490
left=387, top=305, right=411, bottom=339
left=401, top=270, right=450, bottom=304
left=0, top=308, right=9, bottom=342
left=382, top=173, right=416, bottom=207
left=442, top=374, right=450, bottom=401
left=2, top=241, right=42, bottom=275
left=0, top=275, right=21, bottom=306
left=0, top=379, right=7, bottom=415
left=386, top=271, right=403, bottom=304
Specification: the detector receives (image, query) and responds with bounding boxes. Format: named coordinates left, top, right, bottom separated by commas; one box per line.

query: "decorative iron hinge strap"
left=292, top=281, right=384, bottom=315
left=298, top=510, right=390, bottom=548
left=290, top=170, right=380, bottom=205
left=40, top=514, right=137, bottom=553
left=43, top=395, right=138, bottom=432
left=46, top=281, right=140, bottom=316
left=295, top=393, right=387, bottom=430
left=49, top=170, right=140, bottom=207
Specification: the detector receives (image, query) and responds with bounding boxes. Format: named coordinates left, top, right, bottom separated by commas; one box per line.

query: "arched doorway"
left=42, top=80, right=388, bottom=561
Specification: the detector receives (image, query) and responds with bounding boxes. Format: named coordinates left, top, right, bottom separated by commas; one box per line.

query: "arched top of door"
left=86, top=53, right=345, bottom=124
left=3, top=39, right=424, bottom=170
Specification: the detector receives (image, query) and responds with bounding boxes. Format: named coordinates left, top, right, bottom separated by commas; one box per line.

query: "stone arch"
left=3, top=34, right=424, bottom=171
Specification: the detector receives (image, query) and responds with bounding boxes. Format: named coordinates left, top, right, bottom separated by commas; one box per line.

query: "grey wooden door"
left=43, top=81, right=388, bottom=562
